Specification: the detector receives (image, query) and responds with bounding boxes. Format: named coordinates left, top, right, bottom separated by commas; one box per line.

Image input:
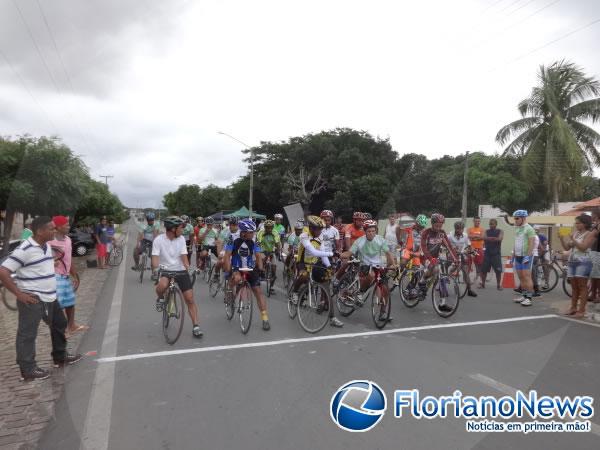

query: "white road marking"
left=80, top=231, right=129, bottom=450
left=470, top=372, right=600, bottom=436
left=557, top=315, right=600, bottom=329
left=97, top=314, right=558, bottom=363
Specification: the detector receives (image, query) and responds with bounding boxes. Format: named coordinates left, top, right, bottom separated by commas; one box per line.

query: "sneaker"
left=513, top=287, right=522, bottom=293
left=329, top=317, right=344, bottom=328
left=262, top=320, right=271, bottom=331
left=514, top=296, right=525, bottom=303
left=532, top=291, right=541, bottom=298
left=192, top=325, right=204, bottom=338
left=467, top=290, right=478, bottom=297
left=438, top=304, right=453, bottom=313
left=20, top=366, right=50, bottom=381
left=53, top=353, right=83, bottom=368
left=520, top=298, right=532, bottom=307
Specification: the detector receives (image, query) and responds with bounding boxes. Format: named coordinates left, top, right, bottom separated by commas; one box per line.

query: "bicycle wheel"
left=287, top=283, right=298, bottom=319
left=466, top=261, right=478, bottom=285
left=371, top=285, right=391, bottom=329
left=209, top=267, right=221, bottom=298
left=189, top=267, right=197, bottom=287
left=225, top=287, right=235, bottom=320
left=334, top=272, right=357, bottom=317
left=1, top=286, right=17, bottom=311
left=535, top=263, right=559, bottom=293
left=562, top=276, right=572, bottom=298
left=163, top=287, right=185, bottom=345
left=109, top=247, right=123, bottom=266
left=452, top=267, right=468, bottom=299
left=237, top=285, right=253, bottom=334
left=203, top=257, right=212, bottom=283
left=432, top=275, right=460, bottom=318
left=398, top=268, right=420, bottom=308
left=139, top=253, right=146, bottom=284
left=297, top=283, right=330, bottom=334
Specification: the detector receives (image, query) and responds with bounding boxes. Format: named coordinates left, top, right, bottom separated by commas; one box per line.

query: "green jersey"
left=274, top=224, right=285, bottom=237
left=287, top=233, right=300, bottom=248
left=182, top=223, right=194, bottom=241
left=141, top=222, right=160, bottom=241
left=350, top=235, right=390, bottom=266
left=257, top=229, right=280, bottom=252
left=200, top=227, right=219, bottom=246
left=514, top=223, right=535, bottom=256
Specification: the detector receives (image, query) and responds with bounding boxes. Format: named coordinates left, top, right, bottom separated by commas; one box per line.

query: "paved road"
left=39, top=221, right=600, bottom=450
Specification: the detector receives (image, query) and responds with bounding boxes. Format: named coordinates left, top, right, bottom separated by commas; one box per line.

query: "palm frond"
left=567, top=98, right=600, bottom=123
left=568, top=121, right=600, bottom=166
left=502, top=127, right=541, bottom=156
left=495, top=117, right=541, bottom=146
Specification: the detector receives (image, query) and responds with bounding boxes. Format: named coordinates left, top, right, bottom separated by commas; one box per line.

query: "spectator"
left=106, top=220, right=116, bottom=256
left=48, top=215, right=88, bottom=337
left=533, top=225, right=551, bottom=294
left=94, top=217, right=110, bottom=269
left=20, top=217, right=33, bottom=240
left=0, top=216, right=82, bottom=381
left=468, top=216, right=485, bottom=287
left=384, top=214, right=402, bottom=255
left=589, top=209, right=600, bottom=304
left=560, top=214, right=595, bottom=318
left=448, top=221, right=477, bottom=297
left=481, top=218, right=504, bottom=290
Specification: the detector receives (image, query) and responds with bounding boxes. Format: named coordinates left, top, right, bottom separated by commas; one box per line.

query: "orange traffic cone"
left=502, top=257, right=515, bottom=289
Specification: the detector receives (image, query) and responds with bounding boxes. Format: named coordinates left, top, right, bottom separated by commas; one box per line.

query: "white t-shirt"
left=384, top=223, right=399, bottom=248
left=151, top=234, right=187, bottom=271
left=448, top=233, right=471, bottom=253
left=319, top=226, right=340, bottom=253
left=532, top=235, right=540, bottom=257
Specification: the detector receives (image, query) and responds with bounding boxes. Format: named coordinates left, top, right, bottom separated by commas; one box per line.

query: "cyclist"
left=274, top=214, right=286, bottom=251
left=181, top=215, right=195, bottom=262
left=319, top=210, right=342, bottom=254
left=512, top=210, right=536, bottom=307
left=448, top=221, right=477, bottom=297
left=197, top=217, right=219, bottom=272
left=256, top=219, right=281, bottom=291
left=193, top=216, right=204, bottom=263
left=291, top=216, right=343, bottom=328
left=214, top=217, right=240, bottom=281
left=284, top=221, right=303, bottom=273
left=399, top=214, right=427, bottom=268
left=343, top=211, right=366, bottom=251
left=419, top=213, right=458, bottom=311
left=224, top=219, right=271, bottom=330
left=341, top=219, right=396, bottom=321
left=151, top=216, right=203, bottom=338
left=132, top=212, right=160, bottom=271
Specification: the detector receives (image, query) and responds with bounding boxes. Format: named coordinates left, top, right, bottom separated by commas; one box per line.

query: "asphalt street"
left=39, top=221, right=600, bottom=450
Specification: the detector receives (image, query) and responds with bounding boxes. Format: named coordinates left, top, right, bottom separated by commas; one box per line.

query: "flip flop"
left=69, top=324, right=89, bottom=335
left=563, top=310, right=576, bottom=316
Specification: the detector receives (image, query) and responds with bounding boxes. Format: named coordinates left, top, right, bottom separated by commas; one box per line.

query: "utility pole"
left=99, top=175, right=114, bottom=187
left=461, top=152, right=469, bottom=223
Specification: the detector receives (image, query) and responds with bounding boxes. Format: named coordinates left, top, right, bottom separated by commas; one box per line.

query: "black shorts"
left=232, top=267, right=261, bottom=287
left=161, top=271, right=193, bottom=293
left=200, top=245, right=218, bottom=257
left=482, top=253, right=503, bottom=274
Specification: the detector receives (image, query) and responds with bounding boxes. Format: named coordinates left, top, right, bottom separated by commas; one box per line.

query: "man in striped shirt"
left=0, top=216, right=81, bottom=381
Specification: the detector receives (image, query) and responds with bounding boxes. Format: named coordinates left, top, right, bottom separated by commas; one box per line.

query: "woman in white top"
left=448, top=221, right=477, bottom=297
left=559, top=214, right=595, bottom=318
left=384, top=214, right=402, bottom=254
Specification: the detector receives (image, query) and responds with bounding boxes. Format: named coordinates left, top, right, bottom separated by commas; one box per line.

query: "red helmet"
left=363, top=219, right=378, bottom=230
left=320, top=209, right=333, bottom=218
left=352, top=211, right=362, bottom=220
left=430, top=213, right=445, bottom=224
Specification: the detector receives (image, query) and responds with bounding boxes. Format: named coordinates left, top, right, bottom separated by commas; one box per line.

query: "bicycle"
left=108, top=238, right=124, bottom=267
left=333, top=260, right=393, bottom=329
left=291, top=265, right=332, bottom=333
left=263, top=252, right=276, bottom=297
left=208, top=264, right=224, bottom=298
left=0, top=273, right=17, bottom=311
left=450, top=249, right=476, bottom=299
left=196, top=250, right=213, bottom=283
left=463, top=248, right=479, bottom=285
left=224, top=267, right=254, bottom=334
left=282, top=249, right=297, bottom=290
left=137, top=242, right=152, bottom=284
left=154, top=268, right=185, bottom=345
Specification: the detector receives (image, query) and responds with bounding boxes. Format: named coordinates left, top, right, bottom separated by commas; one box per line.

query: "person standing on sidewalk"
left=481, top=219, right=504, bottom=290
left=467, top=216, right=485, bottom=288
left=512, top=210, right=536, bottom=307
left=94, top=217, right=110, bottom=269
left=560, top=214, right=595, bottom=318
left=0, top=216, right=82, bottom=381
left=48, top=215, right=88, bottom=337
left=588, top=209, right=600, bottom=304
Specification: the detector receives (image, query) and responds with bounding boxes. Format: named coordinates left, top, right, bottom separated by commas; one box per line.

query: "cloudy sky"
left=1, top=0, right=599, bottom=208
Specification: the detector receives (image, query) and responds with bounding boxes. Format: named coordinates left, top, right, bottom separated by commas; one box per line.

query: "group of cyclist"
left=132, top=206, right=489, bottom=338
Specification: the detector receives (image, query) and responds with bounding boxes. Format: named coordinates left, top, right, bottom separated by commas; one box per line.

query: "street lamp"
left=217, top=131, right=254, bottom=216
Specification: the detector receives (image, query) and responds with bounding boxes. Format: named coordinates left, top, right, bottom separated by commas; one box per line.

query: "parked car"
left=69, top=229, right=95, bottom=256
left=0, top=239, right=23, bottom=255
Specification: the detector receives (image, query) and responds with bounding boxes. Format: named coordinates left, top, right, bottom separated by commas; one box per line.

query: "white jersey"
left=448, top=233, right=470, bottom=254
left=319, top=226, right=340, bottom=253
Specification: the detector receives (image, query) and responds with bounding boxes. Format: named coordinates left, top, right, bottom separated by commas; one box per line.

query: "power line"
left=99, top=175, right=114, bottom=187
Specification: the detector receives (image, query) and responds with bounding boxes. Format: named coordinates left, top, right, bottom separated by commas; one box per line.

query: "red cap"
left=52, top=215, right=69, bottom=227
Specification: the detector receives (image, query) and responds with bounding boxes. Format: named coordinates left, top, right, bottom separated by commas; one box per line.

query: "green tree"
left=74, top=180, right=127, bottom=225
left=496, top=61, right=600, bottom=215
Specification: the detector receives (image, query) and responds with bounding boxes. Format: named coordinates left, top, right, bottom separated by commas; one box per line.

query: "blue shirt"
left=226, top=238, right=261, bottom=269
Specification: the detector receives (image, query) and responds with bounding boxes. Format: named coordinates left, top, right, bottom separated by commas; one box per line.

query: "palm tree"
left=496, top=61, right=600, bottom=215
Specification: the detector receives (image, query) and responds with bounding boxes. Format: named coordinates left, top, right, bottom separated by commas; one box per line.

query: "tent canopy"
left=207, top=210, right=235, bottom=221
left=228, top=206, right=266, bottom=219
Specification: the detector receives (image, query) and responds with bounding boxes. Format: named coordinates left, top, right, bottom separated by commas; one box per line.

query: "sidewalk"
left=0, top=260, right=110, bottom=450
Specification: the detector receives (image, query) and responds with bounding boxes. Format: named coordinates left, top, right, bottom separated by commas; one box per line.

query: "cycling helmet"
left=164, top=216, right=184, bottom=230
left=264, top=219, right=275, bottom=227
left=205, top=217, right=214, bottom=225
left=352, top=211, right=362, bottom=220
left=320, top=209, right=333, bottom=218
left=513, top=209, right=528, bottom=218
left=181, top=214, right=189, bottom=222
left=274, top=213, right=283, bottom=220
left=415, top=214, right=428, bottom=228
left=196, top=216, right=204, bottom=223
left=363, top=212, right=372, bottom=219
left=363, top=219, right=378, bottom=230
left=146, top=212, right=155, bottom=220
left=228, top=216, right=239, bottom=225
left=294, top=221, right=304, bottom=229
left=430, top=213, right=445, bottom=224
left=238, top=219, right=256, bottom=232
left=454, top=221, right=464, bottom=230
left=307, top=215, right=325, bottom=228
